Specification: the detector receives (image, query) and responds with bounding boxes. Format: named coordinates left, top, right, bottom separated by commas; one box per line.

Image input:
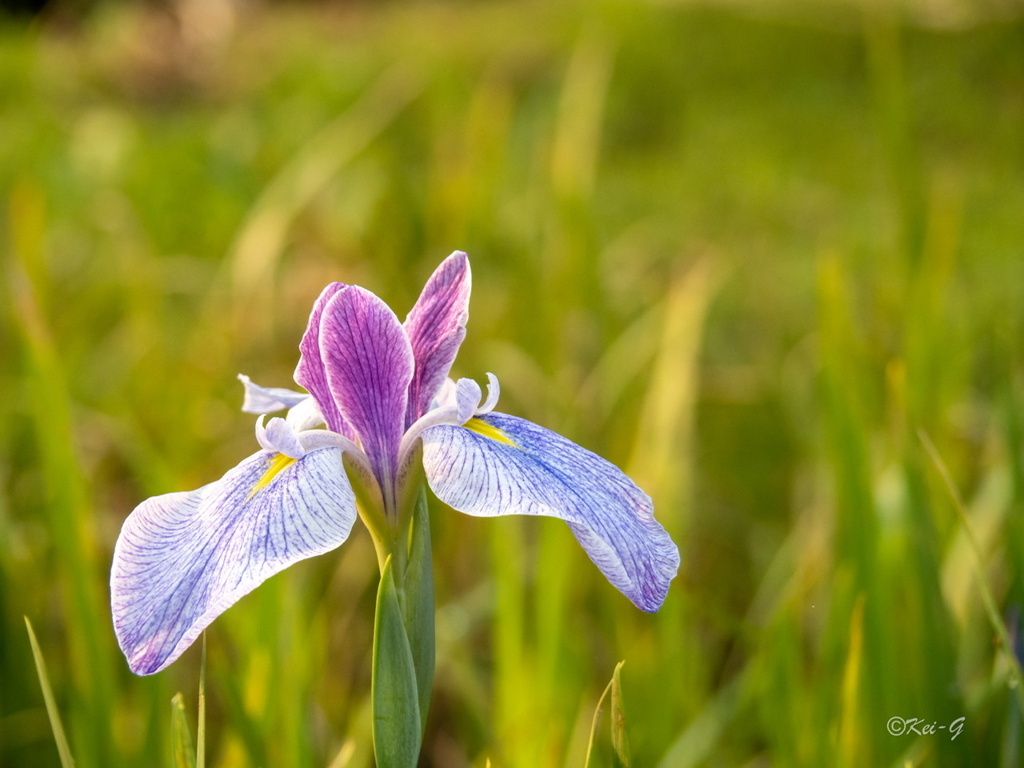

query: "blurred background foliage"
left=2, top=0, right=1024, bottom=765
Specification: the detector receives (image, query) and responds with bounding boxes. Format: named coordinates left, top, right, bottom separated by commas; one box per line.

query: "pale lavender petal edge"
left=453, top=377, right=483, bottom=422
left=238, top=375, right=309, bottom=414
left=111, top=447, right=356, bottom=675
left=404, top=251, right=471, bottom=424
left=420, top=413, right=679, bottom=612
left=294, top=282, right=351, bottom=436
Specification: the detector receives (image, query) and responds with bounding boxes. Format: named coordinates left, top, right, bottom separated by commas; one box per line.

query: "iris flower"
left=111, top=251, right=679, bottom=676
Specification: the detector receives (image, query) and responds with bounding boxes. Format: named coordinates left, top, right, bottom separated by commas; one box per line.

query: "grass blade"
left=656, top=674, right=744, bottom=768
left=584, top=672, right=614, bottom=768
left=24, top=616, right=75, bottom=768
left=610, top=661, right=631, bottom=768
left=919, top=429, right=1024, bottom=715
left=585, top=661, right=630, bottom=768
left=221, top=65, right=423, bottom=327
left=326, top=740, right=356, bottom=768
left=838, top=596, right=866, bottom=768
left=198, top=633, right=207, bottom=768
left=170, top=694, right=196, bottom=768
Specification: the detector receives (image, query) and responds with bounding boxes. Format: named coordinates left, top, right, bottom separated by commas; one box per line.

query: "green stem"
left=343, top=453, right=391, bottom=573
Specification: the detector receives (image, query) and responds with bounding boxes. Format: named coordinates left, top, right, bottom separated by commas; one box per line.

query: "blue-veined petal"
left=420, top=413, right=679, bottom=612
left=111, top=447, right=356, bottom=675
left=403, top=251, right=471, bottom=424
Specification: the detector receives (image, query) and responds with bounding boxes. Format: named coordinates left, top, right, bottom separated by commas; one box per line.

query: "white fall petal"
left=111, top=446, right=357, bottom=675
left=420, top=412, right=679, bottom=612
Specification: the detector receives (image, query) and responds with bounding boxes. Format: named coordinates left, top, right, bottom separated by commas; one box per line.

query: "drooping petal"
left=294, top=282, right=353, bottom=437
left=238, top=374, right=310, bottom=414
left=111, top=447, right=356, bottom=675
left=420, top=413, right=679, bottom=612
left=403, top=252, right=471, bottom=424
left=319, top=285, right=414, bottom=501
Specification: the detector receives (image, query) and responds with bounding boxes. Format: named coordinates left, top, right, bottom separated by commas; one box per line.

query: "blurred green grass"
left=2, top=0, right=1024, bottom=765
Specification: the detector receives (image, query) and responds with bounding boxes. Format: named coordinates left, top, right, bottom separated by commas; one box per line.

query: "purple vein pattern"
left=319, top=286, right=413, bottom=496
left=421, top=413, right=678, bottom=612
left=404, top=252, right=471, bottom=424
left=110, top=250, right=679, bottom=676
left=112, top=448, right=355, bottom=674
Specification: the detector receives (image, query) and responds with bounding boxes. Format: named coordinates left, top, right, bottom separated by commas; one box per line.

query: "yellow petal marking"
left=246, top=453, right=298, bottom=500
left=464, top=417, right=518, bottom=448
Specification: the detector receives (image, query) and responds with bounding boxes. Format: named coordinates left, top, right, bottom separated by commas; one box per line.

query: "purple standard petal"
left=403, top=251, right=471, bottom=424
left=111, top=447, right=356, bottom=675
left=421, top=413, right=679, bottom=612
left=294, top=282, right=353, bottom=437
left=319, top=286, right=414, bottom=504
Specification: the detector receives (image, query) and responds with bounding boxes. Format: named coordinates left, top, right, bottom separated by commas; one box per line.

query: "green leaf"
left=171, top=693, right=197, bottom=768
left=585, top=661, right=631, bottom=768
left=920, top=430, right=1024, bottom=715
left=372, top=555, right=422, bottom=768
left=24, top=617, right=75, bottom=768
left=610, top=661, right=631, bottom=768
left=198, top=633, right=207, bottom=768
left=401, top=485, right=435, bottom=732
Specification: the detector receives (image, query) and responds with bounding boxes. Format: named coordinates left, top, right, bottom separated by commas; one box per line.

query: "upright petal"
left=320, top=286, right=414, bottom=502
left=403, top=252, right=471, bottom=424
left=111, top=447, right=356, bottom=675
left=295, top=282, right=353, bottom=437
left=421, top=413, right=679, bottom=612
